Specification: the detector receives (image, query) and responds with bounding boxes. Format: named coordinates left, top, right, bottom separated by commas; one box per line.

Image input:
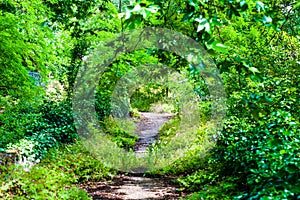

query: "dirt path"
left=81, top=112, right=187, bottom=200
left=84, top=174, right=184, bottom=199
left=133, top=112, right=174, bottom=155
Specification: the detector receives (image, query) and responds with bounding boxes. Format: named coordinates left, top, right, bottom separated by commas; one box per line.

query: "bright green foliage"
left=210, top=12, right=300, bottom=198
left=131, top=84, right=167, bottom=111
left=32, top=100, right=77, bottom=144
left=44, top=0, right=120, bottom=94
left=183, top=6, right=299, bottom=200
left=158, top=117, right=181, bottom=141
left=181, top=171, right=242, bottom=200
left=0, top=0, right=54, bottom=103
left=0, top=106, right=39, bottom=149
left=117, top=0, right=300, bottom=199
left=0, top=99, right=77, bottom=159
left=0, top=165, right=91, bottom=199
left=96, top=50, right=161, bottom=117
left=0, top=0, right=299, bottom=199
left=0, top=143, right=113, bottom=199
left=0, top=0, right=120, bottom=152
left=101, top=117, right=138, bottom=149
left=42, top=143, right=114, bottom=182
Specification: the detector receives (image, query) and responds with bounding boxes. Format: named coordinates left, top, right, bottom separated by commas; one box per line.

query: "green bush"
left=0, top=112, right=35, bottom=149
left=0, top=100, right=42, bottom=148
left=180, top=93, right=300, bottom=198
left=42, top=143, right=114, bottom=182
left=0, top=98, right=78, bottom=156
left=182, top=171, right=242, bottom=200
left=1, top=96, right=139, bottom=161
left=214, top=110, right=300, bottom=199
left=0, top=165, right=90, bottom=200
left=149, top=121, right=214, bottom=176
left=0, top=143, right=114, bottom=199
left=30, top=99, right=78, bottom=144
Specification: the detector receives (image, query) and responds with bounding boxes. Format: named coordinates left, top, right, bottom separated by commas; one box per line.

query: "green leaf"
left=125, top=10, right=131, bottom=20
left=195, top=17, right=210, bottom=33
left=146, top=5, right=159, bottom=14
left=211, top=41, right=228, bottom=53
left=248, top=67, right=260, bottom=74
left=256, top=1, right=265, bottom=12
left=189, top=0, right=199, bottom=9
left=141, top=9, right=148, bottom=19
left=262, top=16, right=272, bottom=24
left=279, top=149, right=285, bottom=154
left=240, top=0, right=247, bottom=7
left=131, top=4, right=142, bottom=12
left=250, top=74, right=262, bottom=82
left=285, top=165, right=298, bottom=173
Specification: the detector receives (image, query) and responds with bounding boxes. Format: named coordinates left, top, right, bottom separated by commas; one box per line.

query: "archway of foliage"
left=117, top=0, right=299, bottom=198
left=72, top=26, right=225, bottom=172
left=0, top=0, right=299, bottom=199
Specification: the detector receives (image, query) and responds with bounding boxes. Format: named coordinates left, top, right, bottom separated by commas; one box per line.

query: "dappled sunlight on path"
left=82, top=174, right=185, bottom=199
left=80, top=112, right=188, bottom=199
left=133, top=112, right=174, bottom=155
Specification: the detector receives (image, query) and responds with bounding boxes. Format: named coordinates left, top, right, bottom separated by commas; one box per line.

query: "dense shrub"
left=176, top=109, right=299, bottom=199
left=0, top=98, right=80, bottom=169
left=30, top=99, right=78, bottom=144
left=213, top=110, right=300, bottom=199
left=1, top=96, right=140, bottom=162
left=0, top=100, right=42, bottom=148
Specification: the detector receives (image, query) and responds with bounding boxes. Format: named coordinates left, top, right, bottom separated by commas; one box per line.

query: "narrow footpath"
left=81, top=112, right=187, bottom=200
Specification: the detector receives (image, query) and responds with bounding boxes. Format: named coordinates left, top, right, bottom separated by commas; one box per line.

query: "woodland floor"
left=80, top=112, right=188, bottom=200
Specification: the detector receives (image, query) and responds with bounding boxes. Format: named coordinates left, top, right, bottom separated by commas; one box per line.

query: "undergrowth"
left=0, top=142, right=115, bottom=199
left=101, top=117, right=138, bottom=150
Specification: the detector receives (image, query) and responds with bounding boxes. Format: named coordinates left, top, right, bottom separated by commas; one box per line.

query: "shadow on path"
left=80, top=112, right=187, bottom=200
left=83, top=174, right=186, bottom=200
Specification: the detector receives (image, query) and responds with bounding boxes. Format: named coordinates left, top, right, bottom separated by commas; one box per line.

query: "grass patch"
left=0, top=142, right=115, bottom=199
left=101, top=117, right=138, bottom=150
